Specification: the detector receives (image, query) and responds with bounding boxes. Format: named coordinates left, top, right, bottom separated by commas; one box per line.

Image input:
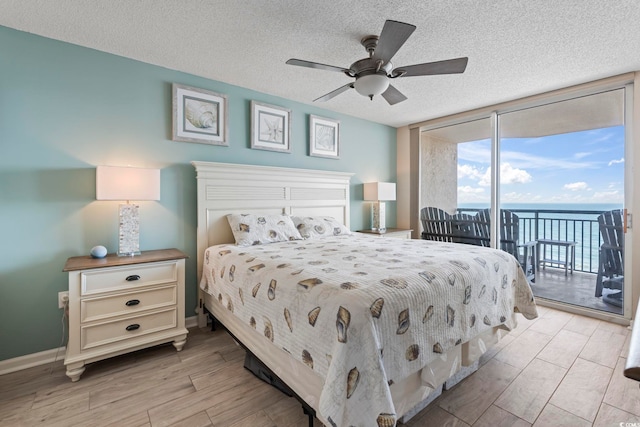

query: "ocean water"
left=457, top=203, right=624, bottom=272
left=459, top=202, right=623, bottom=212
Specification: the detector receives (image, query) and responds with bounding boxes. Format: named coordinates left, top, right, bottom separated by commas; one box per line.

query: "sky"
left=457, top=126, right=625, bottom=206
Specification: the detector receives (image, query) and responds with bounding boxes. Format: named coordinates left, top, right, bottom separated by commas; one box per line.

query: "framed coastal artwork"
left=172, top=84, right=228, bottom=146
left=251, top=101, right=291, bottom=153
left=309, top=115, right=339, bottom=159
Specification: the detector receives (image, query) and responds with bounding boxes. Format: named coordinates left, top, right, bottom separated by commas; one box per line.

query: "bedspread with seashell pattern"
left=200, top=235, right=537, bottom=427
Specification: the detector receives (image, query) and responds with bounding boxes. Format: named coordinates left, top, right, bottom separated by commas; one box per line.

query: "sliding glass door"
left=498, top=89, right=626, bottom=314
left=419, top=85, right=631, bottom=318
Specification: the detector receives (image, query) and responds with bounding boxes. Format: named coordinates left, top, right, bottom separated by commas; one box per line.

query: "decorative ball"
left=90, top=245, right=108, bottom=259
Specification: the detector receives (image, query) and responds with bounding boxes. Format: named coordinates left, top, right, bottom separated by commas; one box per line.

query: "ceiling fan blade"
left=395, top=57, right=468, bottom=77
left=314, top=83, right=354, bottom=102
left=286, top=58, right=349, bottom=73
left=381, top=84, right=407, bottom=105
left=372, top=20, right=416, bottom=63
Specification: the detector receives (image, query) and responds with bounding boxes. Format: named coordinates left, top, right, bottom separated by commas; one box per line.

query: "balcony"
left=533, top=269, right=620, bottom=314
left=455, top=207, right=623, bottom=315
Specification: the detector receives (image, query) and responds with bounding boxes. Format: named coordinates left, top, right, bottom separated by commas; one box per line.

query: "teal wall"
left=0, top=26, right=397, bottom=360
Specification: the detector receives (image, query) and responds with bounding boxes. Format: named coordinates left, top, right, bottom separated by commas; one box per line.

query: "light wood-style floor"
left=1, top=306, right=639, bottom=426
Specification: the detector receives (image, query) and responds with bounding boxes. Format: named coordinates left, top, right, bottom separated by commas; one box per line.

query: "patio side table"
left=537, top=239, right=577, bottom=276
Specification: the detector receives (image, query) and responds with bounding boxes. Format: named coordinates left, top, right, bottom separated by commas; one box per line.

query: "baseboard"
left=0, top=347, right=66, bottom=376
left=185, top=315, right=198, bottom=329
left=0, top=315, right=199, bottom=376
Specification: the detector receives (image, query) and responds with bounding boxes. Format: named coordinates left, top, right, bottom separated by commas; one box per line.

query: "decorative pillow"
left=291, top=216, right=352, bottom=239
left=226, top=214, right=303, bottom=246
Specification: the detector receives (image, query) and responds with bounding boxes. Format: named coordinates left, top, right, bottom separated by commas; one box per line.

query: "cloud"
left=500, top=150, right=598, bottom=170
left=458, top=164, right=485, bottom=180
left=563, top=182, right=589, bottom=191
left=458, top=186, right=487, bottom=204
left=478, top=170, right=491, bottom=186
left=592, top=190, right=623, bottom=203
left=457, top=142, right=491, bottom=164
left=587, top=130, right=619, bottom=144
left=608, top=157, right=624, bottom=166
left=500, top=163, right=533, bottom=184
left=458, top=129, right=620, bottom=174
left=458, top=185, right=485, bottom=195
left=478, top=163, right=532, bottom=186
left=502, top=192, right=527, bottom=202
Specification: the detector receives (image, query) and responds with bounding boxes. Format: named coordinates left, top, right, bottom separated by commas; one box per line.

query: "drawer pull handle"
left=126, top=324, right=140, bottom=331
left=125, top=275, right=141, bottom=282
left=125, top=299, right=140, bottom=307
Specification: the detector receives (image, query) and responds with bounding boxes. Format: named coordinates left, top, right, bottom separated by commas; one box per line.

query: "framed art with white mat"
left=172, top=84, right=228, bottom=146
left=251, top=101, right=291, bottom=153
left=309, top=115, right=339, bottom=159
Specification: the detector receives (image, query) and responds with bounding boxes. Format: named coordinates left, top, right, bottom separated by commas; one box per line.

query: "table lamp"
left=363, top=182, right=396, bottom=233
left=96, top=166, right=160, bottom=256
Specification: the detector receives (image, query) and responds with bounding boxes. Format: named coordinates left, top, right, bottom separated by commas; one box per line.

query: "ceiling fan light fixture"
left=354, top=73, right=389, bottom=99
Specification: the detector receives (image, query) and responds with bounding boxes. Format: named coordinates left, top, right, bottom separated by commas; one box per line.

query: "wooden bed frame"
left=192, top=161, right=503, bottom=425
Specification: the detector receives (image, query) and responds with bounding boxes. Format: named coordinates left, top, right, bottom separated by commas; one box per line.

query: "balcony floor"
left=529, top=267, right=623, bottom=315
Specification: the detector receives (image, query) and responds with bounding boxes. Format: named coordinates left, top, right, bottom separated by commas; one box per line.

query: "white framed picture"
left=251, top=101, right=291, bottom=153
left=309, top=115, right=340, bottom=159
left=172, top=83, right=228, bottom=146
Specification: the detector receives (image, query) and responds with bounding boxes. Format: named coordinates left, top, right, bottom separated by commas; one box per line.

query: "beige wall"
left=396, top=126, right=421, bottom=238
left=420, top=133, right=457, bottom=214
left=396, top=126, right=411, bottom=230
left=396, top=127, right=459, bottom=238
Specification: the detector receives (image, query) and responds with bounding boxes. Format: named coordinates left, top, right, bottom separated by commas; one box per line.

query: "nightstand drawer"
left=81, top=308, right=177, bottom=350
left=81, top=262, right=177, bottom=295
left=81, top=284, right=177, bottom=323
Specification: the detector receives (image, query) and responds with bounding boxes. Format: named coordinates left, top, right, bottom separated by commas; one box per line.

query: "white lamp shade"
left=363, top=182, right=396, bottom=201
left=354, top=74, right=389, bottom=97
left=96, top=166, right=160, bottom=201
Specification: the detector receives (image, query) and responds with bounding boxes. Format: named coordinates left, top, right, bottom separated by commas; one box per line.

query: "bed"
left=193, top=161, right=538, bottom=427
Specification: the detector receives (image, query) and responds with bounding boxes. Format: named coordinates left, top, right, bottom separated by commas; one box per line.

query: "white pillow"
left=226, top=214, right=302, bottom=246
left=291, top=216, right=351, bottom=239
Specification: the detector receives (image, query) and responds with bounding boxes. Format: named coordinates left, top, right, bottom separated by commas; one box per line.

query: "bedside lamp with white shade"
left=96, top=166, right=160, bottom=256
left=363, top=182, right=396, bottom=233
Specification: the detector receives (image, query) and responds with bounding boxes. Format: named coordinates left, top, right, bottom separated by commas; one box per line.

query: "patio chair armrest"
left=518, top=241, right=537, bottom=249
left=624, top=296, right=640, bottom=382
left=601, top=243, right=624, bottom=251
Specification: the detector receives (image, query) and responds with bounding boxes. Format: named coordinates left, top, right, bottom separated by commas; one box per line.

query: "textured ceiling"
left=2, top=0, right=640, bottom=128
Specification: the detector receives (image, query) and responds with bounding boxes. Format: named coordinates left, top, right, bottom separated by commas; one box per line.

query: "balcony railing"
left=457, top=207, right=608, bottom=274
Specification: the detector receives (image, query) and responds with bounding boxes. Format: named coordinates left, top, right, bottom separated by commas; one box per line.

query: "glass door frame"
left=624, top=82, right=634, bottom=319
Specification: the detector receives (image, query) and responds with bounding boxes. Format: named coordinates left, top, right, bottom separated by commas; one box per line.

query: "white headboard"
left=192, top=161, right=354, bottom=288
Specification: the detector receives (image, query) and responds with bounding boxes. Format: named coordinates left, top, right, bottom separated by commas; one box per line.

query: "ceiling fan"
left=286, top=20, right=468, bottom=105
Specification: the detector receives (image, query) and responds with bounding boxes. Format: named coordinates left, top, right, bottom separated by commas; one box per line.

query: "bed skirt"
left=201, top=291, right=510, bottom=424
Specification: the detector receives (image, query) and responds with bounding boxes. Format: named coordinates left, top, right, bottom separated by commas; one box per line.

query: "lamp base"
left=118, top=203, right=141, bottom=256
left=371, top=201, right=386, bottom=233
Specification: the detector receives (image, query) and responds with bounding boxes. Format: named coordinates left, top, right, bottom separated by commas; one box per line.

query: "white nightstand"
left=357, top=228, right=413, bottom=239
left=63, top=248, right=189, bottom=382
